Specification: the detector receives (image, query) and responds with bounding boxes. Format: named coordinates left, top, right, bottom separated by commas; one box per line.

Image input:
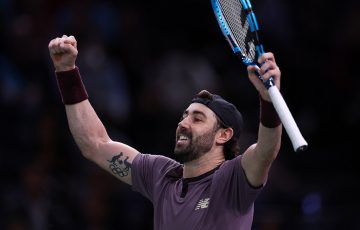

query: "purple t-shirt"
left=131, top=154, right=263, bottom=230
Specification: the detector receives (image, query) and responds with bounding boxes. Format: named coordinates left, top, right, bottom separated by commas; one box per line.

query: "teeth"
left=179, top=135, right=188, bottom=140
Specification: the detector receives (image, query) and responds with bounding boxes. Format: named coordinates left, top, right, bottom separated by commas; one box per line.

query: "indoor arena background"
left=0, top=0, right=359, bottom=229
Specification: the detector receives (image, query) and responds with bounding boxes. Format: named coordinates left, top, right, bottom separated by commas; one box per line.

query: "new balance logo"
left=195, top=198, right=210, bottom=210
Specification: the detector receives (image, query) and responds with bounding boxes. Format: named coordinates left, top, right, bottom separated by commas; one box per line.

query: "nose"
left=178, top=116, right=190, bottom=128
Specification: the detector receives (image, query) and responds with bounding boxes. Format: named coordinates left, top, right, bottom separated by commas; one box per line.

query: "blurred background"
left=0, top=0, right=359, bottom=229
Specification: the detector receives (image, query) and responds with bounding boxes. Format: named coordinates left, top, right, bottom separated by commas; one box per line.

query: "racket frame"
left=211, top=0, right=308, bottom=152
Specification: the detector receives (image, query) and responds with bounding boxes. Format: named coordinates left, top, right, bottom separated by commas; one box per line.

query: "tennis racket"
left=210, top=0, right=307, bottom=152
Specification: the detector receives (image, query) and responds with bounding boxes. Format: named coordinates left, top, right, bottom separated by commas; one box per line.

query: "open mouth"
left=177, top=134, right=190, bottom=144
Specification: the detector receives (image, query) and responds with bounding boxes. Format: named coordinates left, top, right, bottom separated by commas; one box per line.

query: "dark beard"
left=173, top=128, right=217, bottom=163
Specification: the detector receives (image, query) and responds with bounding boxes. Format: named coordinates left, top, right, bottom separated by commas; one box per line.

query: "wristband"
left=260, top=96, right=281, bottom=128
left=55, top=67, right=88, bottom=105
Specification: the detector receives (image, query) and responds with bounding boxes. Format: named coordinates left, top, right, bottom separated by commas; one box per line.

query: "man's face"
left=174, top=103, right=219, bottom=163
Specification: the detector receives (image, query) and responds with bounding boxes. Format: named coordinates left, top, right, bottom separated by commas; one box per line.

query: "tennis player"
left=48, top=35, right=282, bottom=230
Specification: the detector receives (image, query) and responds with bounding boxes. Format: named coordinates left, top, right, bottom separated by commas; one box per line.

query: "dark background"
left=1, top=0, right=359, bottom=229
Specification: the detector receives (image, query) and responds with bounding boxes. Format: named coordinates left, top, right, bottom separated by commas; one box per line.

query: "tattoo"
left=107, top=152, right=131, bottom=177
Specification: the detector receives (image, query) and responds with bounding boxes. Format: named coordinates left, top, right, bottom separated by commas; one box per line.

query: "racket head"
left=211, top=0, right=264, bottom=65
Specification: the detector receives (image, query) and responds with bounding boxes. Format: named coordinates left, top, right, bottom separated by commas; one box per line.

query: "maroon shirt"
left=131, top=154, right=263, bottom=230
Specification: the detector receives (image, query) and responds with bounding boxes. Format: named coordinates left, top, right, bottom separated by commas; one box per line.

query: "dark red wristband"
left=260, top=96, right=281, bottom=128
left=55, top=67, right=88, bottom=105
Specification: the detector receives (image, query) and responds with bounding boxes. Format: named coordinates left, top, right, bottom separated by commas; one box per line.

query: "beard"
left=173, top=127, right=217, bottom=163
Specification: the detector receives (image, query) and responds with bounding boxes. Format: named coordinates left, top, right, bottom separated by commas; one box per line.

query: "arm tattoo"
left=107, top=152, right=131, bottom=177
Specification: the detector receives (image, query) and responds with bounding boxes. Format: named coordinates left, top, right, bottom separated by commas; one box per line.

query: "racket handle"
left=253, top=65, right=308, bottom=152
left=267, top=85, right=308, bottom=152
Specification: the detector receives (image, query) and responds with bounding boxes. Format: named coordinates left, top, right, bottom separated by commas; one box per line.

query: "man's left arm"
left=241, top=52, right=282, bottom=187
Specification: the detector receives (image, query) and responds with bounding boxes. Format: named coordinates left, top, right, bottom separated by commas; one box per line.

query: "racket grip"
left=267, top=86, right=308, bottom=152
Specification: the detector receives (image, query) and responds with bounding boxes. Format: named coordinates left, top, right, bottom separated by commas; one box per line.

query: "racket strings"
left=218, top=0, right=256, bottom=61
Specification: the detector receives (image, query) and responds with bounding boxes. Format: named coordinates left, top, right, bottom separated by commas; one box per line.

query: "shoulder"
left=133, top=153, right=180, bottom=168
left=213, top=155, right=248, bottom=184
left=218, top=155, right=243, bottom=173
left=213, top=154, right=263, bottom=194
left=133, top=153, right=183, bottom=178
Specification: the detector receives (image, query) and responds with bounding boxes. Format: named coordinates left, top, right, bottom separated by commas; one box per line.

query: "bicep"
left=89, top=140, right=139, bottom=185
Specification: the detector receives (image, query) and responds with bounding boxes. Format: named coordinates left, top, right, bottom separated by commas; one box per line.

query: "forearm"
left=255, top=97, right=282, bottom=164
left=255, top=124, right=282, bottom=165
left=65, top=100, right=110, bottom=159
left=55, top=67, right=110, bottom=159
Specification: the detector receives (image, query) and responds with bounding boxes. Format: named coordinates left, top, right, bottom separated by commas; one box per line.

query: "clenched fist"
left=48, top=35, right=78, bottom=72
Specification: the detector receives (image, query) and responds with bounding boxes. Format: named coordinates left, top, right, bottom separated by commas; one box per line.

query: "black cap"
left=191, top=90, right=243, bottom=139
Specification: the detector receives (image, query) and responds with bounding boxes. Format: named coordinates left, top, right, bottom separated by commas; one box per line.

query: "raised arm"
left=241, top=52, right=283, bottom=187
left=48, top=35, right=139, bottom=185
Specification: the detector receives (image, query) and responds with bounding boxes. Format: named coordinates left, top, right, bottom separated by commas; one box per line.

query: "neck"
left=182, top=150, right=225, bottom=178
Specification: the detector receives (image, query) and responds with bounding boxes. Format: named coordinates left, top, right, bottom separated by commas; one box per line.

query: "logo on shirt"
left=195, top=198, right=210, bottom=210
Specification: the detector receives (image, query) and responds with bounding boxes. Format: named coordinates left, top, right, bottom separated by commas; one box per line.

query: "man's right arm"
left=49, top=35, right=139, bottom=185
left=65, top=99, right=139, bottom=185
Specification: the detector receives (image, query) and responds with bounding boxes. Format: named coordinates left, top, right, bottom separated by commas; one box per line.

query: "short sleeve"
left=212, top=155, right=263, bottom=213
left=131, top=154, right=181, bottom=202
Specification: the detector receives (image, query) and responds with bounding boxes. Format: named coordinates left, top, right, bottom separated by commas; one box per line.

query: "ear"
left=216, top=128, right=234, bottom=144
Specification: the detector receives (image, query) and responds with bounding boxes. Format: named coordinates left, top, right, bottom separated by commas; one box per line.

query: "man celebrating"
left=48, top=35, right=282, bottom=230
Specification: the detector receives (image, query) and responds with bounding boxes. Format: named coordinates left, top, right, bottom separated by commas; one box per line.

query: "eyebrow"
left=182, top=110, right=207, bottom=118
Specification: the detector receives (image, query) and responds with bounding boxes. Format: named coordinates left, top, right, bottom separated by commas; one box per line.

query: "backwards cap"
left=191, top=90, right=243, bottom=139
